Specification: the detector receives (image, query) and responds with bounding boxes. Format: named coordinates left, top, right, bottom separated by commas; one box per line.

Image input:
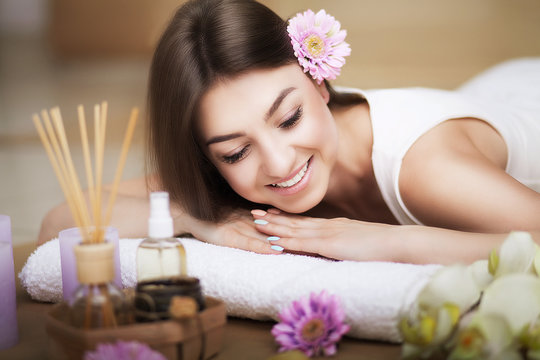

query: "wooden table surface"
left=0, top=242, right=401, bottom=360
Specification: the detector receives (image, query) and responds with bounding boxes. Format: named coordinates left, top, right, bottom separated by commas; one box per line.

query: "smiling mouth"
left=270, top=159, right=310, bottom=188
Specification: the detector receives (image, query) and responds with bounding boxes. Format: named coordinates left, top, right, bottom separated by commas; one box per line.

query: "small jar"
left=69, top=242, right=130, bottom=328
left=134, top=276, right=205, bottom=322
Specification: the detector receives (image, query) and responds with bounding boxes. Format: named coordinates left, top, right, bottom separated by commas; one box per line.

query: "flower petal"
left=480, top=273, right=540, bottom=333
left=287, top=9, right=350, bottom=83
left=418, top=265, right=481, bottom=313
left=468, top=259, right=493, bottom=290
left=496, top=231, right=536, bottom=277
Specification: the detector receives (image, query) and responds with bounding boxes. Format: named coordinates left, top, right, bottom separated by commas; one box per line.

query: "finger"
left=251, top=209, right=312, bottom=227
left=245, top=237, right=283, bottom=254
left=267, top=208, right=281, bottom=214
left=234, top=225, right=286, bottom=254
left=253, top=220, right=322, bottom=239
left=267, top=236, right=324, bottom=258
left=224, top=232, right=280, bottom=254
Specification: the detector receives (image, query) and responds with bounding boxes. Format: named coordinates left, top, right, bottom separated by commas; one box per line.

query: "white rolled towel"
left=19, top=237, right=440, bottom=342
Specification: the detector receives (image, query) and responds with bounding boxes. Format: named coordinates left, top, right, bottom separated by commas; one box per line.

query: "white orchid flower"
left=417, top=264, right=481, bottom=313
left=401, top=303, right=460, bottom=359
left=448, top=312, right=520, bottom=360
left=468, top=259, right=494, bottom=291
left=400, top=265, right=482, bottom=359
left=480, top=273, right=540, bottom=334
left=489, top=231, right=538, bottom=277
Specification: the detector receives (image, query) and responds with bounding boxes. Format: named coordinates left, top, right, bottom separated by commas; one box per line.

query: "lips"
left=266, top=157, right=313, bottom=195
left=270, top=160, right=309, bottom=188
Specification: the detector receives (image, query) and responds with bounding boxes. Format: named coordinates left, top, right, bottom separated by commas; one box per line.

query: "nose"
left=259, top=137, right=294, bottom=180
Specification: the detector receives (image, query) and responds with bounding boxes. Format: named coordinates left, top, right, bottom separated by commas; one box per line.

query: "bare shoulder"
left=399, top=118, right=540, bottom=232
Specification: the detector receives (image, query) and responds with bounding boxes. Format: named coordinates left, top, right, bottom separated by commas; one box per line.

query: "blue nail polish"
left=271, top=245, right=284, bottom=252
left=254, top=219, right=268, bottom=225
left=267, top=236, right=280, bottom=242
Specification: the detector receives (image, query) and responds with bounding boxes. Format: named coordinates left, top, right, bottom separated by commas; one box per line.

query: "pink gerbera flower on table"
left=84, top=340, right=166, bottom=360
left=271, top=290, right=350, bottom=357
left=287, top=9, right=351, bottom=84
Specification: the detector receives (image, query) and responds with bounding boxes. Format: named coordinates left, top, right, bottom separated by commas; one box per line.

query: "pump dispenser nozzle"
left=148, top=192, right=173, bottom=238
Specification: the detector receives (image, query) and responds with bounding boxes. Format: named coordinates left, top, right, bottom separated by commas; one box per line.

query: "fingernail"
left=251, top=209, right=267, bottom=217
left=268, top=208, right=281, bottom=214
left=267, top=236, right=280, bottom=242
left=254, top=219, right=268, bottom=225
left=271, top=245, right=284, bottom=252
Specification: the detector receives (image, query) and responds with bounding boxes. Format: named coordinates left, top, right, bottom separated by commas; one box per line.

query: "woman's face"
left=198, top=64, right=338, bottom=213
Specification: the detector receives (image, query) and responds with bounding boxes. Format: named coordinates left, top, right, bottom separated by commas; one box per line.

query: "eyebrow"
left=206, top=132, right=244, bottom=146
left=265, top=86, right=296, bottom=120
left=206, top=86, right=296, bottom=146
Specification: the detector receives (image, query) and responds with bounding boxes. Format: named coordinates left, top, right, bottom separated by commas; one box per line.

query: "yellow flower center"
left=301, top=318, right=326, bottom=341
left=303, top=34, right=325, bottom=58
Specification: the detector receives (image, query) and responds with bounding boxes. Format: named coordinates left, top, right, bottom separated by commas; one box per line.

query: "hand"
left=251, top=209, right=399, bottom=262
left=187, top=208, right=282, bottom=254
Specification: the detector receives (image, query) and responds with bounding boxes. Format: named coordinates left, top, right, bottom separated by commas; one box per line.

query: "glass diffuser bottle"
left=69, top=241, right=130, bottom=328
left=137, top=192, right=187, bottom=282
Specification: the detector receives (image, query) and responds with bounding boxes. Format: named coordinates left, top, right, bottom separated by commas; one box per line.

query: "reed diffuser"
left=33, top=102, right=138, bottom=329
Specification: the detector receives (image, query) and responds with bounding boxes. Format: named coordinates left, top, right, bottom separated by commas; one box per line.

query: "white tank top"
left=340, top=58, right=540, bottom=225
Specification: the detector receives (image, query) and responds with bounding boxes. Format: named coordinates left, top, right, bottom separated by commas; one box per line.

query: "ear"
left=315, top=80, right=330, bottom=104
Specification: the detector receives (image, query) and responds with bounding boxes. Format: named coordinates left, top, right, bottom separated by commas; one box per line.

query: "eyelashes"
left=221, top=106, right=303, bottom=164
left=279, top=106, right=303, bottom=129
left=222, top=145, right=250, bottom=164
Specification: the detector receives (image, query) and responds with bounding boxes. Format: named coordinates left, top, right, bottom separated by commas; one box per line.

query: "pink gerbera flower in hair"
left=271, top=290, right=350, bottom=357
left=287, top=9, right=351, bottom=84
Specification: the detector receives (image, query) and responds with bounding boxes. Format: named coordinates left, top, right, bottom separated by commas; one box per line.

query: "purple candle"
left=59, top=227, right=121, bottom=302
left=0, top=215, right=19, bottom=349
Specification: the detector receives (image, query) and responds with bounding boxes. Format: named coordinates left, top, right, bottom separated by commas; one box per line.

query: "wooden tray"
left=46, top=297, right=226, bottom=360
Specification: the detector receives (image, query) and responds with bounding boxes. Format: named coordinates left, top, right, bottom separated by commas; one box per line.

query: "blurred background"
left=1, top=0, right=539, bottom=245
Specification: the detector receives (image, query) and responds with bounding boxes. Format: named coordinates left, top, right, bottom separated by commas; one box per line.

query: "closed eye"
left=221, top=145, right=250, bottom=164
left=220, top=106, right=302, bottom=164
left=279, top=106, right=302, bottom=129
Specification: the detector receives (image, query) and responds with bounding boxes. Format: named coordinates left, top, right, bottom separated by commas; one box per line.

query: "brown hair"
left=147, top=0, right=365, bottom=222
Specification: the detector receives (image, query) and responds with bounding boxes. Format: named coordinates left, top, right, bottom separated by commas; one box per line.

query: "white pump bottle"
left=136, top=192, right=187, bottom=282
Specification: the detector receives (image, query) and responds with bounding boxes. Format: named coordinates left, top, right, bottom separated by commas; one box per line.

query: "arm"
left=250, top=209, right=540, bottom=265
left=37, top=176, right=280, bottom=254
left=399, top=128, right=540, bottom=233
left=250, top=125, right=540, bottom=264
left=37, top=176, right=155, bottom=244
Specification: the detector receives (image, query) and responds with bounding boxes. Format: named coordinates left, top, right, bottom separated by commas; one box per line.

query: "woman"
left=38, top=0, right=540, bottom=265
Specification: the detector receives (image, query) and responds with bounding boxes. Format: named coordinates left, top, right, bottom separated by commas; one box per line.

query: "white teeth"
left=272, top=161, right=309, bottom=188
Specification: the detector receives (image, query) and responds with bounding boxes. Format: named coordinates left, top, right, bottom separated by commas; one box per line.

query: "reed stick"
left=78, top=105, right=97, bottom=227
left=94, top=104, right=103, bottom=243
left=84, top=291, right=93, bottom=329
left=50, top=107, right=91, bottom=241
left=33, top=115, right=82, bottom=230
left=39, top=110, right=85, bottom=230
left=100, top=284, right=118, bottom=327
left=35, top=102, right=137, bottom=329
left=103, top=108, right=139, bottom=229
left=100, top=101, right=108, bottom=152
left=39, top=110, right=90, bottom=242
